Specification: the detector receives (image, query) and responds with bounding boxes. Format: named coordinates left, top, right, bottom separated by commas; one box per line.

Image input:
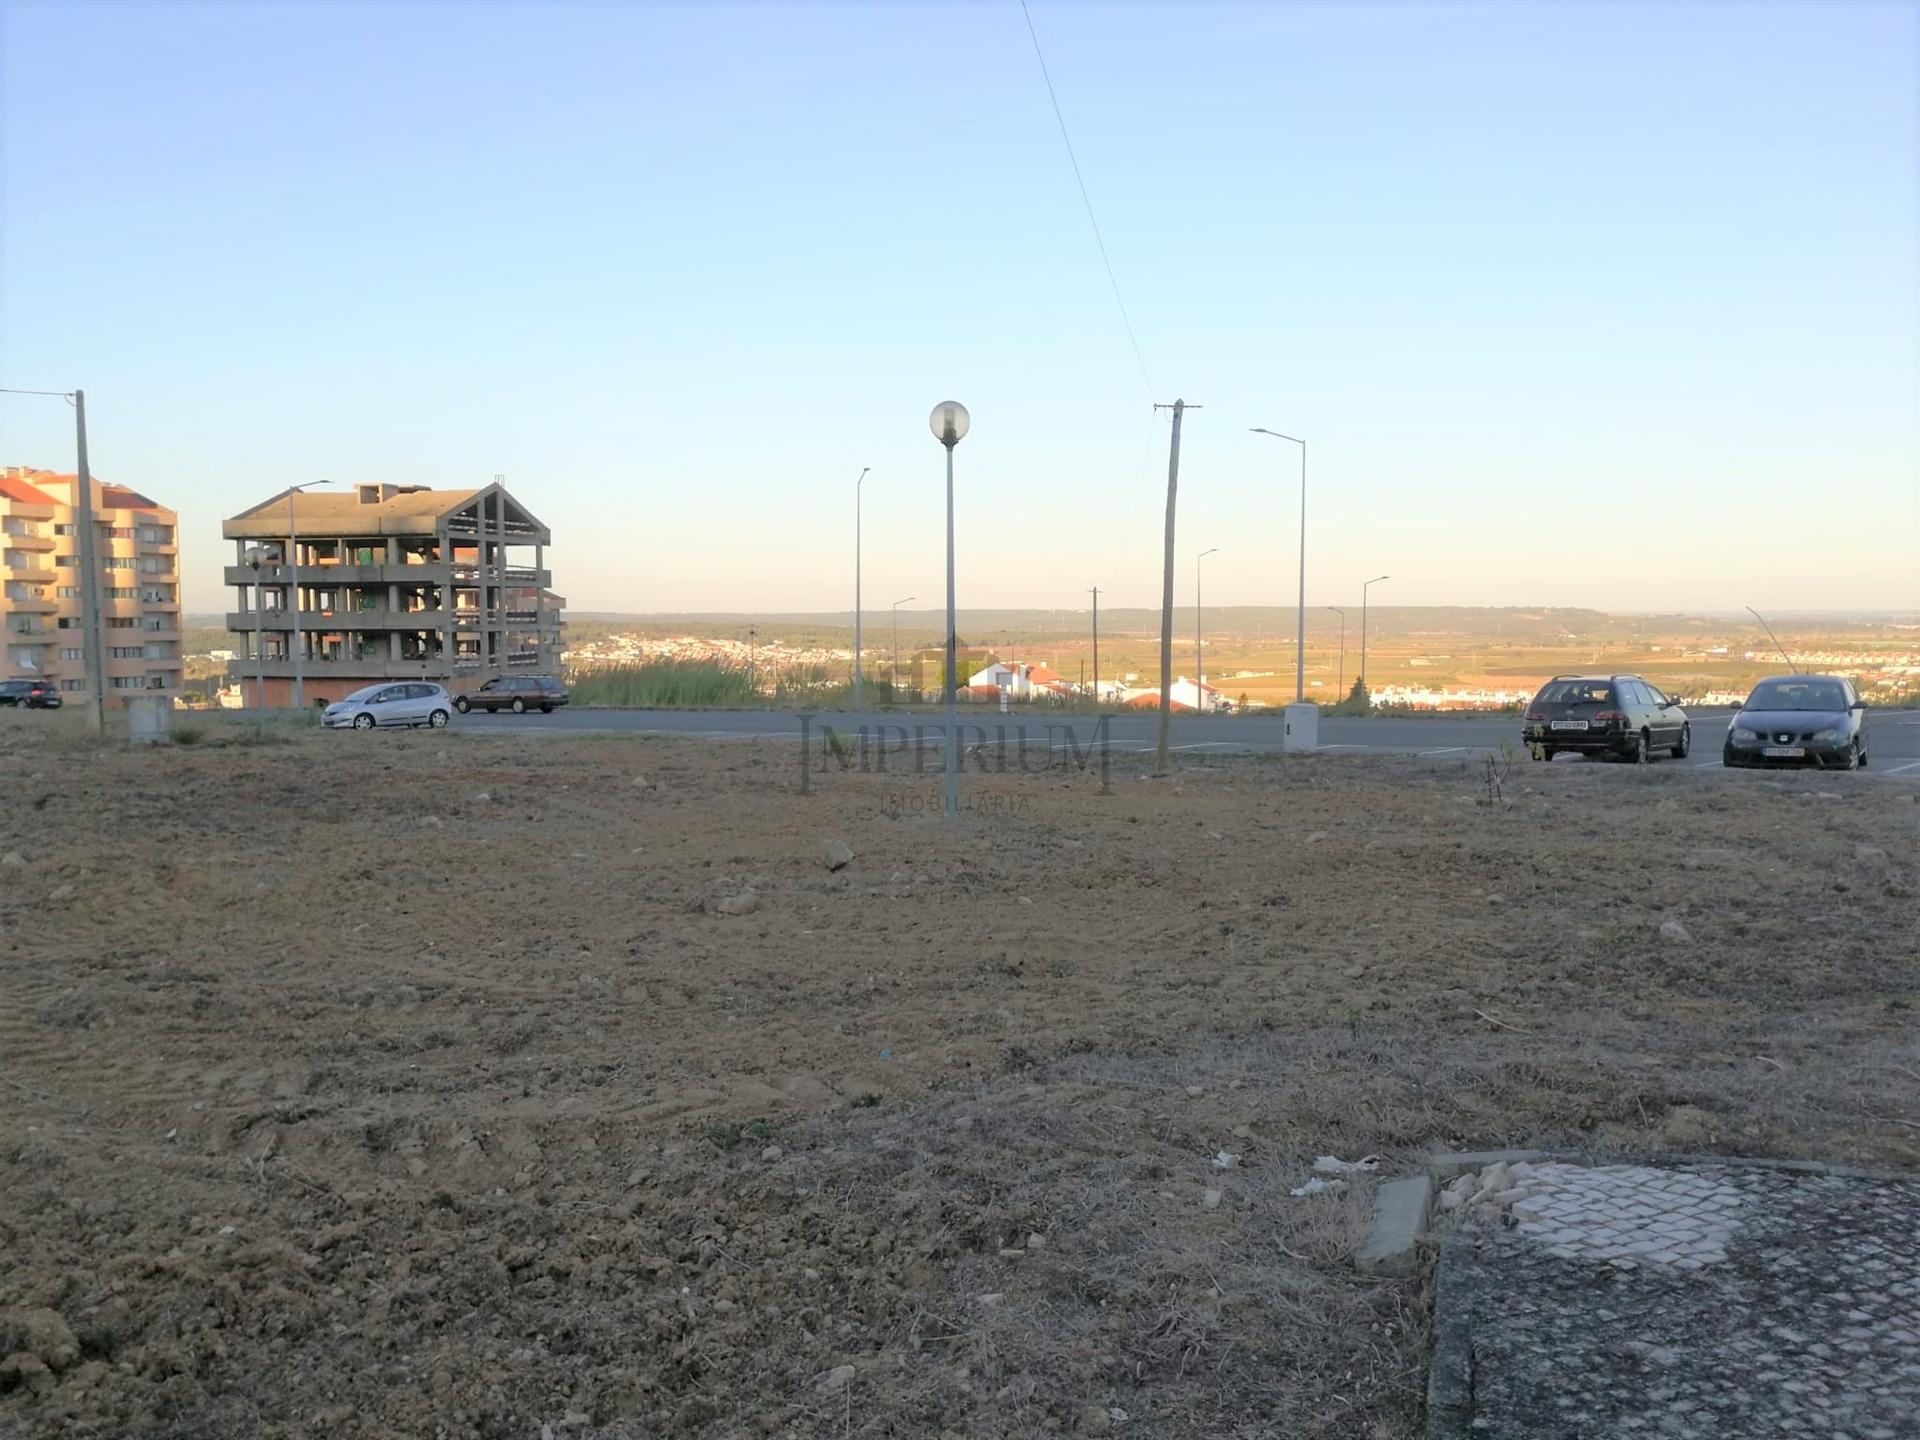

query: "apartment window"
left=110, top=676, right=143, bottom=690
left=109, top=527, right=135, bottom=539
left=57, top=585, right=80, bottom=598
left=142, top=618, right=165, bottom=632
left=147, top=676, right=169, bottom=690
left=137, top=525, right=173, bottom=544
left=103, top=557, right=136, bottom=571
left=53, top=523, right=74, bottom=537
left=60, top=678, right=83, bottom=692
left=107, top=617, right=137, bottom=629
left=56, top=617, right=73, bottom=629
left=110, top=646, right=144, bottom=659
left=55, top=555, right=75, bottom=567
left=106, top=587, right=137, bottom=599
left=141, top=587, right=173, bottom=603
left=138, top=556, right=169, bottom=574
left=60, top=647, right=84, bottom=661
left=144, top=642, right=172, bottom=660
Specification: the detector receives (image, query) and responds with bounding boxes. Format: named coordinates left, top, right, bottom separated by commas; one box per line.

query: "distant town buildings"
left=222, top=481, right=560, bottom=706
left=1, top=466, right=183, bottom=701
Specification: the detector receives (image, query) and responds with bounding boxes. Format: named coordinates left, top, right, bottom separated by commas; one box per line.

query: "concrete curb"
left=1355, top=1174, right=1434, bottom=1276
left=1424, top=1228, right=1476, bottom=1440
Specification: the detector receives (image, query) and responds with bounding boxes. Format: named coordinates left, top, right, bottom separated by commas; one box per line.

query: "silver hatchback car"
left=322, top=682, right=454, bottom=730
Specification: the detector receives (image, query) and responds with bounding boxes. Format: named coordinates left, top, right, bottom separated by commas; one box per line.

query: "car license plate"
left=1762, top=746, right=1805, bottom=758
left=1550, top=720, right=1589, bottom=731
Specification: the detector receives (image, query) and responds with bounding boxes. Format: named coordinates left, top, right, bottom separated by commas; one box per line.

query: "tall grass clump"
left=569, top=660, right=762, bottom=708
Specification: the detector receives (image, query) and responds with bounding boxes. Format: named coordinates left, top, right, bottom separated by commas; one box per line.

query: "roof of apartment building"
left=224, top=482, right=546, bottom=539
left=0, top=473, right=58, bottom=505
left=0, top=467, right=164, bottom=510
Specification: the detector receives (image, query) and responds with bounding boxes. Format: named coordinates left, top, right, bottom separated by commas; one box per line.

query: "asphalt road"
left=463, top=705, right=1920, bottom=780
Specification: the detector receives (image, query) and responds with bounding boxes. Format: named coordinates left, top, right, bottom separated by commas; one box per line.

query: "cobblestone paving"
left=1435, top=1161, right=1920, bottom=1438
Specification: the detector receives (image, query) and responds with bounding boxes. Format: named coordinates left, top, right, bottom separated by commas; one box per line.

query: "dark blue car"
left=1724, top=675, right=1870, bottom=770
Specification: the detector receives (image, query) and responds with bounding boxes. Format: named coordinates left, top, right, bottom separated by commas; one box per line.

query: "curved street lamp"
left=1249, top=428, right=1307, bottom=703
left=929, top=401, right=969, bottom=823
left=1326, top=606, right=1347, bottom=700
left=891, top=595, right=914, bottom=692
left=1196, top=547, right=1218, bottom=701
left=282, top=480, right=333, bottom=712
left=852, top=466, right=872, bottom=709
left=1360, top=575, right=1390, bottom=709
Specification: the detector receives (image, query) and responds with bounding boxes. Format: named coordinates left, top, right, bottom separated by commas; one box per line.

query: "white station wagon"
left=322, top=682, right=454, bottom=730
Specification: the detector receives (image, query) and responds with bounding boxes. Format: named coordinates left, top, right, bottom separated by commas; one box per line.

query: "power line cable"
left=1018, top=0, right=1156, bottom=404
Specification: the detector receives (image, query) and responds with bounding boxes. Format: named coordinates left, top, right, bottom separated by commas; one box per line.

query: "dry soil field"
left=1, top=714, right=1915, bottom=1440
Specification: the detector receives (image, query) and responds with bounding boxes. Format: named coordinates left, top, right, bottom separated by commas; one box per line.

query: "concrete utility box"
left=126, top=695, right=174, bottom=745
left=1282, top=701, right=1318, bottom=753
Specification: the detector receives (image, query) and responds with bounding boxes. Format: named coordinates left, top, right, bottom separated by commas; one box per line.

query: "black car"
left=453, top=674, right=569, bottom=714
left=0, top=678, right=63, bottom=709
left=1522, top=674, right=1690, bottom=762
left=1724, top=675, right=1869, bottom=770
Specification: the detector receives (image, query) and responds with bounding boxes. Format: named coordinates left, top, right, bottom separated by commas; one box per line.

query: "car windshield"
left=1745, top=679, right=1846, bottom=711
left=1537, top=681, right=1613, bottom=705
left=341, top=686, right=382, bottom=704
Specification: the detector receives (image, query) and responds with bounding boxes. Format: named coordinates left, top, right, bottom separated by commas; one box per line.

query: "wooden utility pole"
left=1088, top=585, right=1100, bottom=704
left=1152, top=399, right=1197, bottom=773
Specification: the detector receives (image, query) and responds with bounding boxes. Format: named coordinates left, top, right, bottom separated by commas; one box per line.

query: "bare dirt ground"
left=1, top=714, right=1915, bottom=1440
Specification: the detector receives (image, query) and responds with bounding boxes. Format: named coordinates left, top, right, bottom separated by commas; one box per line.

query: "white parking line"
left=1169, top=741, right=1242, bottom=752
left=1884, top=760, right=1920, bottom=774
left=1694, top=760, right=1723, bottom=768
left=1419, top=746, right=1468, bottom=757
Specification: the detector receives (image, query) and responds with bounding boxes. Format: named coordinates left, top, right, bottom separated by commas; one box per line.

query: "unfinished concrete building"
left=223, top=481, right=558, bottom=707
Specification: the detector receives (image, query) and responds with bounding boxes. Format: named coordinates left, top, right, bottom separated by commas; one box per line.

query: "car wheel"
left=454, top=696, right=470, bottom=713
left=540, top=704, right=554, bottom=714
left=1635, top=728, right=1653, bottom=764
left=428, top=708, right=449, bottom=729
left=1841, top=740, right=1860, bottom=771
left=1672, top=724, right=1690, bottom=760
left=511, top=697, right=527, bottom=714
left=1722, top=747, right=1738, bottom=769
left=353, top=713, right=375, bottom=730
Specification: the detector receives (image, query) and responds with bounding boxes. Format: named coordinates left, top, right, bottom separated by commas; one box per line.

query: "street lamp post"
left=245, top=546, right=269, bottom=733
left=282, top=480, right=332, bottom=713
left=929, top=401, right=970, bottom=824
left=852, top=466, right=871, bottom=709
left=1359, top=575, right=1390, bottom=712
left=1326, top=607, right=1347, bottom=700
left=1249, top=428, right=1307, bottom=702
left=891, top=596, right=914, bottom=693
left=1195, top=547, right=1218, bottom=705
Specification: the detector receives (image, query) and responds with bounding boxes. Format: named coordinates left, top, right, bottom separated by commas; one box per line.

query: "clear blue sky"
left=3, top=1, right=1914, bottom=615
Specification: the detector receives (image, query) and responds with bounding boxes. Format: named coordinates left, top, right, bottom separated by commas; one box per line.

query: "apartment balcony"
left=4, top=563, right=55, bottom=585
left=3, top=595, right=57, bottom=614
left=225, top=657, right=452, bottom=681
left=3, top=532, right=55, bottom=553
left=448, top=565, right=551, bottom=587
left=444, top=517, right=545, bottom=539
left=226, top=609, right=448, bottom=635
left=223, top=561, right=443, bottom=589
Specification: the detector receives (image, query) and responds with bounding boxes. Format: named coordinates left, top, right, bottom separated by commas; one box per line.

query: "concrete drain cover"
left=1429, top=1160, right=1920, bottom=1438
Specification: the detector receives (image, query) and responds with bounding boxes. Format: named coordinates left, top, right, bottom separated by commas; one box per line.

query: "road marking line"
left=1885, top=760, right=1920, bottom=774
left=1695, top=760, right=1722, bottom=768
left=1169, top=742, right=1240, bottom=751
left=1419, top=746, right=1468, bottom=757
left=1316, top=743, right=1367, bottom=750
